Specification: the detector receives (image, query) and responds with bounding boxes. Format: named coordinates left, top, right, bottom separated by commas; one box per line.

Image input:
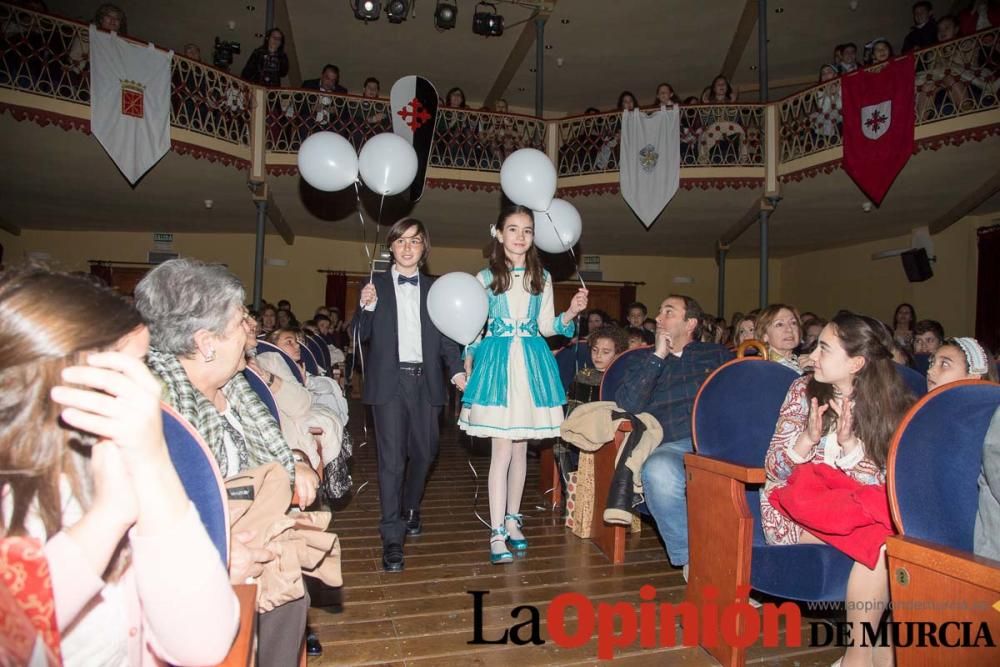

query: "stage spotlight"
left=386, top=0, right=408, bottom=23
left=472, top=2, right=503, bottom=37
left=354, top=0, right=380, bottom=21
left=434, top=1, right=457, bottom=30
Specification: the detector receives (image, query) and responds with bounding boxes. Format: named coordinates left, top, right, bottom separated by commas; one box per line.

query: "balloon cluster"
left=499, top=148, right=581, bottom=254
left=297, top=131, right=418, bottom=196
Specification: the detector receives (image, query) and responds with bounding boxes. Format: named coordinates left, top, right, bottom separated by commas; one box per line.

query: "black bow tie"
left=397, top=274, right=418, bottom=286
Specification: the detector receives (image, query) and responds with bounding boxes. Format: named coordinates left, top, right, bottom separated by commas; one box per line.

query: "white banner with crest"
left=619, top=107, right=680, bottom=229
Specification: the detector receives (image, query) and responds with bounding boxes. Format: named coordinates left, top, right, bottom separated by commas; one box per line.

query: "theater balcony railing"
left=778, top=26, right=1000, bottom=182
left=1, top=1, right=997, bottom=196
left=0, top=2, right=254, bottom=168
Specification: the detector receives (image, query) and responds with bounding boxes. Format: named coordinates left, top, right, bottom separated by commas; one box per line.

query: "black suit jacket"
left=351, top=271, right=464, bottom=406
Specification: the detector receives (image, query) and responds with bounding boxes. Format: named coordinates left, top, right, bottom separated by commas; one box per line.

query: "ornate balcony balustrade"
left=779, top=26, right=999, bottom=163
left=0, top=2, right=253, bottom=149
left=1, top=2, right=997, bottom=184
left=557, top=105, right=765, bottom=176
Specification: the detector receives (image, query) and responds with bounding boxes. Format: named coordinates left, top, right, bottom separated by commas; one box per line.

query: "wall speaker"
left=900, top=248, right=933, bottom=282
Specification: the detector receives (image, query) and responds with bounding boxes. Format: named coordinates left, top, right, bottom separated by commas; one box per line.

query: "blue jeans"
left=640, top=437, right=693, bottom=566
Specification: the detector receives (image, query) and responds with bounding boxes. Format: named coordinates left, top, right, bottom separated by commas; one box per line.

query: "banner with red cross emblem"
left=89, top=26, right=172, bottom=185
left=390, top=76, right=439, bottom=202
left=841, top=54, right=915, bottom=206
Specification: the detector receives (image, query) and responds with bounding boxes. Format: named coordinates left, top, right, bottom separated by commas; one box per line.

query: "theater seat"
left=243, top=367, right=281, bottom=425
left=300, top=344, right=320, bottom=376
left=896, top=361, right=927, bottom=396
left=256, top=340, right=305, bottom=384
left=304, top=334, right=330, bottom=373
left=598, top=345, right=651, bottom=401
left=554, top=342, right=592, bottom=392
left=685, top=358, right=848, bottom=667
left=886, top=380, right=1000, bottom=667
left=160, top=404, right=257, bottom=667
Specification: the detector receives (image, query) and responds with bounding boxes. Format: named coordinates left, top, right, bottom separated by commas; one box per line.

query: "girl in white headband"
left=926, top=337, right=999, bottom=391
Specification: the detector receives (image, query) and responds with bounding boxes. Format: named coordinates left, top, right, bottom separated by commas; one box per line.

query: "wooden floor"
left=308, top=405, right=844, bottom=666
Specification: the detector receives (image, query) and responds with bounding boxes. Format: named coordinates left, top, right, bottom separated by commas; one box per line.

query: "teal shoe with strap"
left=490, top=527, right=514, bottom=564
left=504, top=513, right=528, bottom=551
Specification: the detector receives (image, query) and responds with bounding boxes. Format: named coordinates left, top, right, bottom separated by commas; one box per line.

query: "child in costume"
left=460, top=204, right=588, bottom=564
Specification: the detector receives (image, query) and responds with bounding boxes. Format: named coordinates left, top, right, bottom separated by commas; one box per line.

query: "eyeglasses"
left=392, top=237, right=424, bottom=249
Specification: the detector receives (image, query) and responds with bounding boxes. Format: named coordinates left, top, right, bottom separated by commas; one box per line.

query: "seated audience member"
left=240, top=28, right=288, bottom=87
left=682, top=95, right=701, bottom=105
left=183, top=43, right=201, bottom=61
left=582, top=309, right=611, bottom=338
left=838, top=42, right=860, bottom=73
left=626, top=301, right=648, bottom=328
left=642, top=317, right=657, bottom=334
left=302, top=63, right=347, bottom=93
left=315, top=305, right=331, bottom=318
left=259, top=304, right=278, bottom=337
left=913, top=319, right=945, bottom=355
left=903, top=1, right=938, bottom=53
left=916, top=14, right=988, bottom=119
left=734, top=314, right=757, bottom=348
left=755, top=304, right=804, bottom=372
left=627, top=326, right=654, bottom=349
left=265, top=328, right=349, bottom=424
left=892, top=302, right=917, bottom=350
left=891, top=339, right=917, bottom=368
left=555, top=325, right=629, bottom=477
left=618, top=296, right=734, bottom=576
left=0, top=269, right=238, bottom=665
left=67, top=3, right=126, bottom=73
left=701, top=75, right=738, bottom=103
left=975, top=405, right=1000, bottom=561
left=960, top=0, right=1000, bottom=34
left=134, top=259, right=320, bottom=667
left=276, top=308, right=299, bottom=329
left=832, top=44, right=844, bottom=69
left=799, top=317, right=826, bottom=355
left=277, top=299, right=292, bottom=312
left=760, top=313, right=915, bottom=667
left=867, top=38, right=895, bottom=65
left=714, top=317, right=731, bottom=346
left=654, top=82, right=680, bottom=107
left=253, top=328, right=347, bottom=477
left=926, top=336, right=998, bottom=390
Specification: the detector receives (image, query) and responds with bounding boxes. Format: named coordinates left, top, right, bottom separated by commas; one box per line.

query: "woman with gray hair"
left=135, top=258, right=320, bottom=667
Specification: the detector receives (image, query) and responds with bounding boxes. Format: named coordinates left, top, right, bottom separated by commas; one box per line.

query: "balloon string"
left=353, top=181, right=373, bottom=270
left=369, top=193, right=386, bottom=283
left=544, top=211, right=587, bottom=290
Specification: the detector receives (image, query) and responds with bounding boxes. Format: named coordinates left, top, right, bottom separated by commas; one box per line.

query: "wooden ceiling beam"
left=928, top=168, right=1000, bottom=235
left=482, top=1, right=558, bottom=110
left=266, top=192, right=295, bottom=245
left=720, top=0, right=759, bottom=82
left=719, top=197, right=765, bottom=247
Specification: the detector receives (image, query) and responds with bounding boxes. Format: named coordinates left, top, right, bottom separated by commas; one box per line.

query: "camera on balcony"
left=213, top=37, right=241, bottom=70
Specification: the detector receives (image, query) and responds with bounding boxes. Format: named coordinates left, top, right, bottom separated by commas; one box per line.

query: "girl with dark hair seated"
left=0, top=269, right=238, bottom=666
left=760, top=312, right=915, bottom=667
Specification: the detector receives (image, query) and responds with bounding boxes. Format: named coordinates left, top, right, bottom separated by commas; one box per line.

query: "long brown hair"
left=487, top=204, right=545, bottom=295
left=806, top=312, right=914, bottom=469
left=0, top=269, right=143, bottom=539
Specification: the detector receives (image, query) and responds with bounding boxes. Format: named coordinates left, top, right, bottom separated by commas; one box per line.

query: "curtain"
left=975, top=225, right=1000, bottom=353
left=619, top=284, right=637, bottom=325
left=325, top=272, right=347, bottom=315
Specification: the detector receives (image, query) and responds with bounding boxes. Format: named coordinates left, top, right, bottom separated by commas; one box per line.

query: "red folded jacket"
left=769, top=463, right=894, bottom=569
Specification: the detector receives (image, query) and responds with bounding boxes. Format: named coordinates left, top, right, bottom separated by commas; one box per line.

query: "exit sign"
left=153, top=232, right=173, bottom=243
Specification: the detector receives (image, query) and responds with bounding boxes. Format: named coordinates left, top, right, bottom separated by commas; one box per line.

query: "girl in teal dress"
left=460, top=204, right=588, bottom=563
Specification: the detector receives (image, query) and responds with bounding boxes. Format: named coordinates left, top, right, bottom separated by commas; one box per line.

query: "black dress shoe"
left=382, top=543, right=404, bottom=572
left=306, top=630, right=323, bottom=656
left=404, top=509, right=422, bottom=536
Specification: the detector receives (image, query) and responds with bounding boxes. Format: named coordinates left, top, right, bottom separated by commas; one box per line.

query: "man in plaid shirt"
left=616, top=295, right=733, bottom=575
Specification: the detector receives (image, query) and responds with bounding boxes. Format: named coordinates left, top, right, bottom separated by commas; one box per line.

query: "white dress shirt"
left=392, top=266, right=423, bottom=363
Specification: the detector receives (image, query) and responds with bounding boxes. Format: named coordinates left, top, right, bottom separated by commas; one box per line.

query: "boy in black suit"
left=352, top=218, right=466, bottom=571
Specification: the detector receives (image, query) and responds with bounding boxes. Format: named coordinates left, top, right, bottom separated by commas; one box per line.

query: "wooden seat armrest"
left=217, top=583, right=257, bottom=667
left=886, top=535, right=1000, bottom=590
left=684, top=453, right=766, bottom=484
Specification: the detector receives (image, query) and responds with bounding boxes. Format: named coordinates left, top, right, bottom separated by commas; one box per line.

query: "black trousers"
left=372, top=371, right=441, bottom=544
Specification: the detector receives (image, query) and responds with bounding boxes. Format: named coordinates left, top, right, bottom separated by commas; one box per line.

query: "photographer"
left=241, top=28, right=288, bottom=87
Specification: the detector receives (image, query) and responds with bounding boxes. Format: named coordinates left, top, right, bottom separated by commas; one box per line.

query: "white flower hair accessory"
left=949, top=337, right=990, bottom=376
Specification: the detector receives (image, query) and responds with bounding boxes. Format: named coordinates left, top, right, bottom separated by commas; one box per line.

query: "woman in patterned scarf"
left=134, top=257, right=319, bottom=667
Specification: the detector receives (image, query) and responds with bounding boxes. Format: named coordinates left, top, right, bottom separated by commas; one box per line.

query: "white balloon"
left=533, top=198, right=582, bottom=254
left=500, top=148, right=557, bottom=212
left=358, top=133, right=419, bottom=196
left=427, top=272, right=489, bottom=346
left=296, top=132, right=359, bottom=192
